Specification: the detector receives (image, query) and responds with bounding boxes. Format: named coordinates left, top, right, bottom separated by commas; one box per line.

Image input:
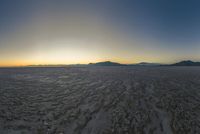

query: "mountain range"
left=25, top=60, right=200, bottom=67
left=89, top=61, right=160, bottom=66
left=170, top=60, right=200, bottom=66
left=89, top=61, right=126, bottom=66
left=89, top=60, right=200, bottom=66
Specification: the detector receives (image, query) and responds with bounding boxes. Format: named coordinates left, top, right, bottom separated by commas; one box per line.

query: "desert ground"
left=0, top=66, right=200, bottom=134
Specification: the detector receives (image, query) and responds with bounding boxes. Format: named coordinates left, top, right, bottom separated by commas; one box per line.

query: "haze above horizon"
left=1, top=0, right=200, bottom=66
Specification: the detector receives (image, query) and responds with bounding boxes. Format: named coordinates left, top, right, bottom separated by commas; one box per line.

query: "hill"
left=171, top=60, right=200, bottom=66
left=89, top=61, right=126, bottom=66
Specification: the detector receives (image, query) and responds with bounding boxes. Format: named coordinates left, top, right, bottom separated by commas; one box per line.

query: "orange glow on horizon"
left=0, top=56, right=170, bottom=67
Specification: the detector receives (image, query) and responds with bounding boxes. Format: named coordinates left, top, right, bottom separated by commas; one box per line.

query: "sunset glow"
left=1, top=0, right=200, bottom=66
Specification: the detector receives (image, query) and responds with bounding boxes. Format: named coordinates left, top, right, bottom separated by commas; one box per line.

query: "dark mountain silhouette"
left=171, top=60, right=200, bottom=66
left=88, top=61, right=162, bottom=66
left=25, top=60, right=200, bottom=67
left=89, top=61, right=126, bottom=66
left=136, top=62, right=161, bottom=66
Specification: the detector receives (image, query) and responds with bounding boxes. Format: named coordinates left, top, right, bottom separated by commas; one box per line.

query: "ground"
left=0, top=66, right=200, bottom=134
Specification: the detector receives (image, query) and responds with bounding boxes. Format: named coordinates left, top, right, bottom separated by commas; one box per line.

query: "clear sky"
left=1, top=0, right=200, bottom=66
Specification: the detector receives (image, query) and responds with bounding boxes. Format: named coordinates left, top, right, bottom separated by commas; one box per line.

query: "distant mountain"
left=127, top=62, right=161, bottom=66
left=136, top=62, right=161, bottom=66
left=171, top=60, right=200, bottom=66
left=89, top=61, right=126, bottom=66
left=88, top=61, right=162, bottom=66
left=26, top=61, right=164, bottom=67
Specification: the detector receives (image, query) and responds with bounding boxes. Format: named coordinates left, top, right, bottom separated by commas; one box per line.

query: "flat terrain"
left=0, top=67, right=200, bottom=134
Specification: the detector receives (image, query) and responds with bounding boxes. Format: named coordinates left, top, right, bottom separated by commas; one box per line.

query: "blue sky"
left=1, top=0, right=200, bottom=66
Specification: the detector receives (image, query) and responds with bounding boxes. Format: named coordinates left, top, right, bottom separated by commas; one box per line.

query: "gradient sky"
left=1, top=0, right=200, bottom=66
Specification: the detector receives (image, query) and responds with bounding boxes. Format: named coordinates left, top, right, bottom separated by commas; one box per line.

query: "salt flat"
left=0, top=66, right=200, bottom=134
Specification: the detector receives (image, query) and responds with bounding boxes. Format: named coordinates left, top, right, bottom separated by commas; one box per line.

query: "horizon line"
left=0, top=60, right=197, bottom=67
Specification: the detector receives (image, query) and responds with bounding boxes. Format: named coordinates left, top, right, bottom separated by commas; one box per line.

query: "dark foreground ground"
left=0, top=66, right=200, bottom=134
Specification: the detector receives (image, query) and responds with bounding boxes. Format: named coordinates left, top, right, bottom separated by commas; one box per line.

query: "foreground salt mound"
left=0, top=67, right=199, bottom=134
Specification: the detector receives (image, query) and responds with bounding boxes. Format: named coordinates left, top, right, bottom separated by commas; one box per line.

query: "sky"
left=1, top=0, right=200, bottom=66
